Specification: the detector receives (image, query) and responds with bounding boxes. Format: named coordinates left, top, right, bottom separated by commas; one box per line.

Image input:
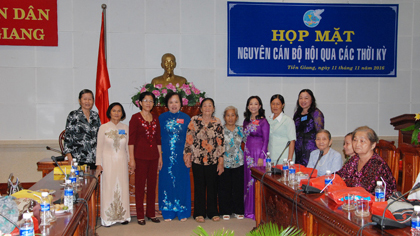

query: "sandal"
left=164, top=219, right=172, bottom=222
left=180, top=218, right=187, bottom=222
left=195, top=216, right=205, bottom=223
left=212, top=216, right=220, bottom=222
left=223, top=215, right=230, bottom=220
left=233, top=214, right=244, bottom=220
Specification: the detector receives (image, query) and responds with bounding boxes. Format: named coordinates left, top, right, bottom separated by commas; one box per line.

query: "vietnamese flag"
left=95, top=12, right=110, bottom=123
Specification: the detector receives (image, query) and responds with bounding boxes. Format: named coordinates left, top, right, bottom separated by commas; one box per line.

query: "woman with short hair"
left=184, top=98, right=225, bottom=223
left=336, top=126, right=396, bottom=200
left=267, top=94, right=296, bottom=164
left=64, top=89, right=101, bottom=168
left=129, top=91, right=162, bottom=225
left=158, top=92, right=191, bottom=222
left=218, top=106, right=245, bottom=220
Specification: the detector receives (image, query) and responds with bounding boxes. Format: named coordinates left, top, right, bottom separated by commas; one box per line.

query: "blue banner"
left=227, top=2, right=398, bottom=77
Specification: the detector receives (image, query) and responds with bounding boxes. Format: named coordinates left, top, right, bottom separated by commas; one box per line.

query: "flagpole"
left=101, top=4, right=107, bottom=60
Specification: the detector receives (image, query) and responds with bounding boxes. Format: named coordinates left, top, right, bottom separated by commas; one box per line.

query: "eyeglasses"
left=142, top=99, right=154, bottom=103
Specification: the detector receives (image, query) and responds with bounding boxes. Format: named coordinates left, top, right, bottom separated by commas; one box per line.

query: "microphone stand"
left=271, top=141, right=291, bottom=175
left=372, top=182, right=420, bottom=229
left=303, top=150, right=324, bottom=194
left=51, top=156, right=66, bottom=176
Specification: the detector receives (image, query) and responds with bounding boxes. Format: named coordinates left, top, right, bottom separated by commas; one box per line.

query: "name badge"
left=301, top=115, right=307, bottom=122
left=177, top=119, right=184, bottom=124
left=118, top=129, right=126, bottom=135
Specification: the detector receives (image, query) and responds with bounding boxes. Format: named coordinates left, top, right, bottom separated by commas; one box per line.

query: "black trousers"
left=192, top=163, right=218, bottom=219
left=218, top=165, right=244, bottom=215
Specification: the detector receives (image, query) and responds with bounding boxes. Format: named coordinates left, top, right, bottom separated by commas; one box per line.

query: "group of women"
left=63, top=87, right=398, bottom=227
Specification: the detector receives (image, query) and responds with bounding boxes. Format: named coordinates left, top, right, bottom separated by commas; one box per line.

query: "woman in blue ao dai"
left=158, top=93, right=191, bottom=221
left=243, top=96, right=270, bottom=220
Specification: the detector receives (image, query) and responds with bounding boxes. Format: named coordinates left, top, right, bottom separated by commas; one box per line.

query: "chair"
left=59, top=130, right=65, bottom=155
left=375, top=139, right=399, bottom=185
left=397, top=143, right=420, bottom=194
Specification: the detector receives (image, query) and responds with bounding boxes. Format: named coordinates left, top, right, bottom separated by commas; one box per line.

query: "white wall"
left=1, top=0, right=419, bottom=141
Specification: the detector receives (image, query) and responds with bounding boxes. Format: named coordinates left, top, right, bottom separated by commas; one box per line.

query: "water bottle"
left=375, top=181, right=385, bottom=202
left=19, top=212, right=34, bottom=236
left=282, top=159, right=289, bottom=181
left=324, top=170, right=332, bottom=195
left=73, top=162, right=79, bottom=185
left=265, top=152, right=272, bottom=172
left=288, top=161, right=296, bottom=183
left=69, top=168, right=77, bottom=188
left=64, top=179, right=74, bottom=211
left=412, top=205, right=420, bottom=235
left=40, top=192, right=51, bottom=226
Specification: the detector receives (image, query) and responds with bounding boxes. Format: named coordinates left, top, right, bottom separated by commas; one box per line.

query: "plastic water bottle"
left=282, top=159, right=289, bottom=181
left=265, top=152, right=272, bottom=172
left=375, top=181, right=385, bottom=202
left=69, top=168, right=77, bottom=188
left=19, top=212, right=34, bottom=236
left=73, top=162, right=80, bottom=185
left=40, top=192, right=51, bottom=226
left=64, top=179, right=74, bottom=211
left=289, top=161, right=296, bottom=183
left=324, top=170, right=332, bottom=195
left=411, top=205, right=420, bottom=235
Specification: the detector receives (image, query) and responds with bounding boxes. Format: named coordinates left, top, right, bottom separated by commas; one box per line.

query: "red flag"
left=95, top=12, right=111, bottom=123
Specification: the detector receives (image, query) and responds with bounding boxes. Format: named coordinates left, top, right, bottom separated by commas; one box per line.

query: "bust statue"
left=151, top=53, right=187, bottom=87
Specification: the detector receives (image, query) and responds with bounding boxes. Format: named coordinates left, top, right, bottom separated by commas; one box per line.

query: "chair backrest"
left=59, top=130, right=65, bottom=155
left=398, top=143, right=420, bottom=194
left=375, top=139, right=398, bottom=183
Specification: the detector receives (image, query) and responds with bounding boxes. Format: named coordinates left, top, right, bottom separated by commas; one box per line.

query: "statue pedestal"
left=390, top=114, right=416, bottom=146
left=151, top=105, right=201, bottom=118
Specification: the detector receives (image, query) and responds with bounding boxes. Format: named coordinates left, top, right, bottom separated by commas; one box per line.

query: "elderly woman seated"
left=306, top=129, right=342, bottom=176
left=336, top=126, right=396, bottom=200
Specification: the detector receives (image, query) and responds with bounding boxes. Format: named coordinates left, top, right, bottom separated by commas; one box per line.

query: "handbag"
left=7, top=173, right=23, bottom=195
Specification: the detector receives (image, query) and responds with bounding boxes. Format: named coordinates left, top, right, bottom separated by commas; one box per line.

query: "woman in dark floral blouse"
left=64, top=89, right=101, bottom=167
left=184, top=98, right=225, bottom=223
left=336, top=126, right=396, bottom=200
left=293, top=89, right=324, bottom=167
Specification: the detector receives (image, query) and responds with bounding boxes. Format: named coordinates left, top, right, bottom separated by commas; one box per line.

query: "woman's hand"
left=95, top=165, right=103, bottom=176
left=257, top=158, right=264, bottom=167
left=217, top=162, right=224, bottom=176
left=128, top=159, right=136, bottom=174
left=158, top=157, right=163, bottom=171
left=184, top=155, right=192, bottom=168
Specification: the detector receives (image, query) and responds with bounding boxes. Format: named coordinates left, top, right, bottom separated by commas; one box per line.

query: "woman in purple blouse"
left=293, top=89, right=324, bottom=166
left=336, top=126, right=396, bottom=200
left=243, top=96, right=270, bottom=220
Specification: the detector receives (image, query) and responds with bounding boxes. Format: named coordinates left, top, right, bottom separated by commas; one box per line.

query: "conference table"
left=29, top=170, right=99, bottom=236
left=251, top=167, right=411, bottom=236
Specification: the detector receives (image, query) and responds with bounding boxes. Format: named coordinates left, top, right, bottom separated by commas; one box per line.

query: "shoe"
left=147, top=217, right=160, bottom=223
left=233, top=214, right=244, bottom=220
left=211, top=216, right=220, bottom=222
left=195, top=216, right=205, bottom=223
left=223, top=215, right=230, bottom=220
left=121, top=221, right=129, bottom=225
left=164, top=219, right=172, bottom=222
left=137, top=219, right=146, bottom=225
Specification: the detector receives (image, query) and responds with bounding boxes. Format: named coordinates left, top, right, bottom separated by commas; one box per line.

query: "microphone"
left=46, top=146, right=65, bottom=157
left=303, top=150, right=324, bottom=194
left=51, top=156, right=66, bottom=176
left=271, top=141, right=291, bottom=175
left=371, top=182, right=420, bottom=229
